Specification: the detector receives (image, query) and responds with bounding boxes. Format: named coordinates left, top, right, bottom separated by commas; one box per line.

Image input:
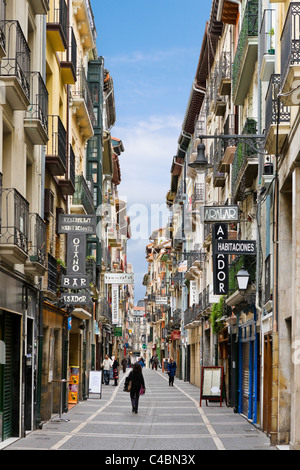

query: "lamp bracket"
left=198, top=134, right=266, bottom=156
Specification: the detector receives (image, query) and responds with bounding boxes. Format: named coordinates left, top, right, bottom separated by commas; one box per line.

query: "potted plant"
left=268, top=28, right=275, bottom=54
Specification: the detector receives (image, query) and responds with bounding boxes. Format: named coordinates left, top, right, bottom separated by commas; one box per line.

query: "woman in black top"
left=128, top=363, right=145, bottom=413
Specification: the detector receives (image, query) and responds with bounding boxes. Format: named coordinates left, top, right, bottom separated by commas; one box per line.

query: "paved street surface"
left=3, top=369, right=275, bottom=451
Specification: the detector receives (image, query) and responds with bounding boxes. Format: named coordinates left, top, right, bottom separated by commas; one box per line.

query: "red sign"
left=171, top=330, right=181, bottom=340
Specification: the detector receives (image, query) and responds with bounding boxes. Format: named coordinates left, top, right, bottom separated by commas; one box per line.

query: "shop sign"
left=203, top=205, right=239, bottom=223
left=112, top=284, right=119, bottom=324
left=66, top=234, right=86, bottom=276
left=62, top=275, right=89, bottom=289
left=156, top=296, right=168, bottom=304
left=213, top=224, right=228, bottom=295
left=114, top=327, right=122, bottom=337
left=61, top=293, right=92, bottom=306
left=190, top=280, right=198, bottom=306
left=104, top=273, right=134, bottom=284
left=58, top=214, right=97, bottom=234
left=215, top=239, right=257, bottom=255
left=171, top=330, right=181, bottom=340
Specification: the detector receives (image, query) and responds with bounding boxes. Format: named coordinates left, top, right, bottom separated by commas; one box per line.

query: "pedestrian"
left=127, top=362, right=146, bottom=413
left=167, top=357, right=176, bottom=386
left=121, top=357, right=127, bottom=373
left=112, top=357, right=119, bottom=386
left=154, top=354, right=159, bottom=371
left=150, top=355, right=154, bottom=369
left=102, top=354, right=113, bottom=385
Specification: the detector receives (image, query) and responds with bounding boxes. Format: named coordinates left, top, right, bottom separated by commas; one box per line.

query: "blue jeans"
left=103, top=370, right=110, bottom=385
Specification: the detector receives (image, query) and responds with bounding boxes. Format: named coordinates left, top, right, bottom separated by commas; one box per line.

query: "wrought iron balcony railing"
left=218, top=51, right=232, bottom=95
left=0, top=0, right=6, bottom=56
left=60, top=26, right=77, bottom=84
left=28, top=213, right=47, bottom=266
left=73, top=66, right=96, bottom=127
left=99, top=297, right=112, bottom=323
left=0, top=20, right=31, bottom=104
left=47, top=253, right=57, bottom=293
left=232, top=0, right=259, bottom=103
left=265, top=74, right=290, bottom=139
left=47, top=0, right=68, bottom=50
left=1, top=188, right=29, bottom=254
left=46, top=115, right=67, bottom=175
left=186, top=251, right=207, bottom=270
left=72, top=174, right=95, bottom=215
left=25, top=71, right=49, bottom=143
left=281, top=2, right=300, bottom=84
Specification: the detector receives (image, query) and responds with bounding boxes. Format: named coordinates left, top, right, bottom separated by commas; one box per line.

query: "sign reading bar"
left=58, top=214, right=97, bottom=234
left=62, top=275, right=89, bottom=290
left=104, top=273, right=134, bottom=284
left=204, top=205, right=239, bottom=223
left=215, top=239, right=257, bottom=255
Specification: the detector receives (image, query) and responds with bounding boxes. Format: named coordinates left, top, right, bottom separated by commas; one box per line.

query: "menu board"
left=200, top=367, right=225, bottom=406
left=89, top=371, right=103, bottom=398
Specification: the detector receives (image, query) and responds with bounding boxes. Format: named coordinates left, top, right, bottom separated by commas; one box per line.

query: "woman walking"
left=127, top=363, right=145, bottom=413
left=112, top=357, right=119, bottom=386
left=167, top=357, right=177, bottom=386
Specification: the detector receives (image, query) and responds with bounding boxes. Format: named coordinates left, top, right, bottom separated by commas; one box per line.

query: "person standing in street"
left=112, top=357, right=119, bottom=386
left=127, top=363, right=146, bottom=413
left=168, top=357, right=177, bottom=386
left=121, top=357, right=127, bottom=373
left=102, top=354, right=113, bottom=385
left=154, top=355, right=159, bottom=371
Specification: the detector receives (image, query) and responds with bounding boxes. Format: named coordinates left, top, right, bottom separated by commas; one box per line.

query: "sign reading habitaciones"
left=58, top=214, right=97, bottom=306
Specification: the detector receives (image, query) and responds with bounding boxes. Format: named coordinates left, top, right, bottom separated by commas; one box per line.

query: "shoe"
left=135, top=410, right=138, bottom=413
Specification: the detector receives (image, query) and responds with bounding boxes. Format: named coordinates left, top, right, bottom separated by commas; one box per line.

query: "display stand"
left=51, top=379, right=70, bottom=422
left=89, top=370, right=103, bottom=399
left=200, top=366, right=227, bottom=407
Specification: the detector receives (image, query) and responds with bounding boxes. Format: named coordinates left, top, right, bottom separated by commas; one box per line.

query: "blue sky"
left=90, top=0, right=212, bottom=302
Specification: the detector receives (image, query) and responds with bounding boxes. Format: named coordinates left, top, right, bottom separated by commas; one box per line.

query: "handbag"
left=123, top=376, right=132, bottom=392
left=139, top=385, right=145, bottom=395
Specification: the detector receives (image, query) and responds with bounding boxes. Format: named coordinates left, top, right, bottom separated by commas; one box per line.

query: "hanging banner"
left=213, top=224, right=228, bottom=295
left=112, top=284, right=119, bottom=324
left=189, top=280, right=198, bottom=306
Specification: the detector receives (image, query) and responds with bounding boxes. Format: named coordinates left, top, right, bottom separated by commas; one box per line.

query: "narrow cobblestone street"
left=3, top=369, right=275, bottom=452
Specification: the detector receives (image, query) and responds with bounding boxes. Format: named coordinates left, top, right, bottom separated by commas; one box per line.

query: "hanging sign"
left=111, top=284, right=119, bottom=324
left=104, top=273, right=134, bottom=284
left=67, top=234, right=86, bottom=275
left=215, top=239, right=257, bottom=255
left=203, top=205, right=239, bottom=223
left=189, top=280, right=198, bottom=306
left=213, top=224, right=228, bottom=295
left=58, top=214, right=97, bottom=234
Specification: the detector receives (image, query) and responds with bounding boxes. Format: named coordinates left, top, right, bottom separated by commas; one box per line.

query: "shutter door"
left=242, top=342, right=250, bottom=416
left=2, top=313, right=13, bottom=441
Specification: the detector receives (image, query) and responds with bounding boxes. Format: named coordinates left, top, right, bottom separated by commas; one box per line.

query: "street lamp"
left=188, top=133, right=265, bottom=173
left=188, top=140, right=213, bottom=173
left=236, top=267, right=250, bottom=291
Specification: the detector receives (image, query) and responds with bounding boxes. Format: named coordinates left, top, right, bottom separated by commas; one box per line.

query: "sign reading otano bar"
left=58, top=214, right=97, bottom=234
left=215, top=239, right=257, bottom=255
left=203, top=205, right=239, bottom=223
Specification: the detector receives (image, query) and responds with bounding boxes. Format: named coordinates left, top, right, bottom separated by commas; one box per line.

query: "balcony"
left=192, top=183, right=204, bottom=208
left=280, top=2, right=300, bottom=106
left=99, top=297, right=112, bottom=323
left=184, top=305, right=200, bottom=329
left=25, top=213, right=47, bottom=276
left=218, top=51, right=232, bottom=96
left=0, top=0, right=6, bottom=61
left=226, top=254, right=256, bottom=306
left=57, top=144, right=75, bottom=195
left=213, top=140, right=226, bottom=187
left=60, top=27, right=77, bottom=85
left=24, top=72, right=48, bottom=145
left=47, top=0, right=68, bottom=52
left=231, top=118, right=259, bottom=202
left=0, top=20, right=30, bottom=110
left=0, top=188, right=29, bottom=265
left=72, top=66, right=95, bottom=139
left=213, top=67, right=226, bottom=117
left=71, top=174, right=95, bottom=215
left=185, top=250, right=206, bottom=280
left=73, top=0, right=97, bottom=52
left=28, top=0, right=50, bottom=15
left=232, top=0, right=259, bottom=105
left=265, top=74, right=290, bottom=155
left=259, top=9, right=275, bottom=82
left=222, top=114, right=237, bottom=166
left=46, top=115, right=67, bottom=176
